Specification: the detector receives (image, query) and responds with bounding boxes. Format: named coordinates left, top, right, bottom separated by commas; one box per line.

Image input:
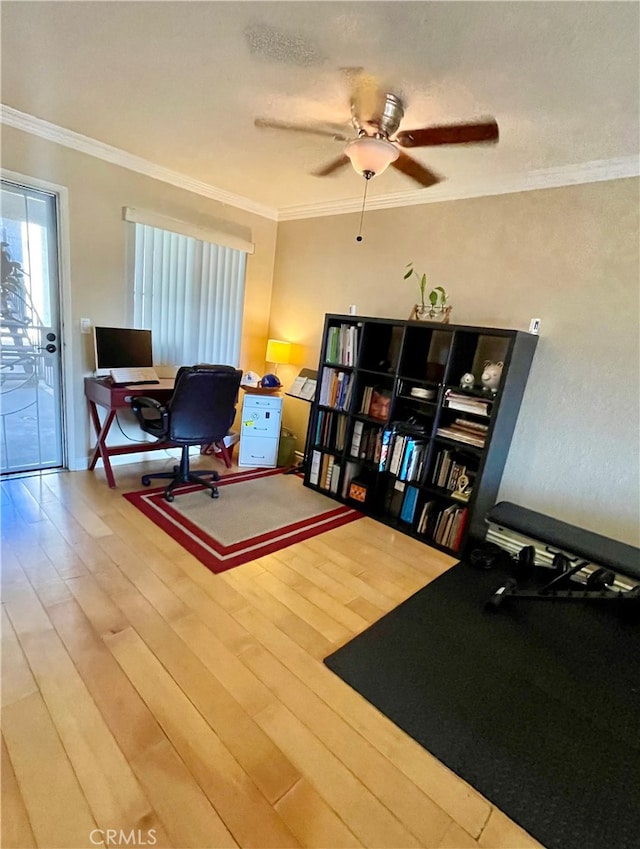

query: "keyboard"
left=110, top=367, right=160, bottom=386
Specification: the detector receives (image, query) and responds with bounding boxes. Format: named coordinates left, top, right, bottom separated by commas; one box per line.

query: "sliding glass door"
left=1, top=179, right=65, bottom=474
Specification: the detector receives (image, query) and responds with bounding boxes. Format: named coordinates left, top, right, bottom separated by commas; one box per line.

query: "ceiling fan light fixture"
left=345, top=136, right=399, bottom=178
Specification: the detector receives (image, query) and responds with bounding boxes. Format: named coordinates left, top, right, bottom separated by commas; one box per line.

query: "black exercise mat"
left=324, top=561, right=640, bottom=849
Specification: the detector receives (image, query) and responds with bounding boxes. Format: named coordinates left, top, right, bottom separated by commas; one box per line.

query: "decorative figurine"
left=481, top=361, right=504, bottom=394
left=452, top=473, right=472, bottom=502
left=460, top=372, right=475, bottom=390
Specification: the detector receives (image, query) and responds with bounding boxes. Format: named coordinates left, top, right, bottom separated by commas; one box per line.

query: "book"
left=335, top=415, right=348, bottom=451
left=387, top=480, right=405, bottom=518
left=398, top=436, right=415, bottom=481
left=329, top=461, right=340, bottom=494
left=343, top=374, right=354, bottom=411
left=320, top=453, right=330, bottom=489
left=360, top=385, right=373, bottom=415
left=379, top=427, right=395, bottom=472
left=444, top=390, right=491, bottom=416
left=400, top=485, right=419, bottom=524
left=437, top=450, right=452, bottom=487
left=407, top=442, right=426, bottom=482
left=436, top=426, right=485, bottom=448
left=435, top=504, right=457, bottom=544
left=389, top=434, right=407, bottom=476
left=417, top=500, right=435, bottom=535
left=349, top=420, right=364, bottom=457
left=288, top=375, right=307, bottom=396
left=324, top=455, right=335, bottom=489
left=309, top=450, right=321, bottom=486
left=298, top=378, right=317, bottom=401
left=450, top=507, right=469, bottom=551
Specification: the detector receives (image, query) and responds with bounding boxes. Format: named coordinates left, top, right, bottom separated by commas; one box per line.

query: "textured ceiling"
left=1, top=1, right=638, bottom=214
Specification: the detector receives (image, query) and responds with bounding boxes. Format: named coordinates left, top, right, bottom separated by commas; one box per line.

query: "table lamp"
left=265, top=338, right=291, bottom=374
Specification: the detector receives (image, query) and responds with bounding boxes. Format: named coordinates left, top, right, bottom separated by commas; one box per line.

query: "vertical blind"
left=132, top=223, right=246, bottom=367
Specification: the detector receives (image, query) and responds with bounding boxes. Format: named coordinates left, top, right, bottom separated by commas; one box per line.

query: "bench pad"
left=487, top=502, right=640, bottom=581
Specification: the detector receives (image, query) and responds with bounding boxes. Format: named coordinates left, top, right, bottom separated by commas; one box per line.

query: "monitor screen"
left=93, top=326, right=153, bottom=371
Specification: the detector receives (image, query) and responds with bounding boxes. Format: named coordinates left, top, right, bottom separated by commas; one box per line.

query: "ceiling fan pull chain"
left=355, top=174, right=371, bottom=243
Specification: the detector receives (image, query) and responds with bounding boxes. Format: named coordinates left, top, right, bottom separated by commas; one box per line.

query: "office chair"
left=131, top=364, right=242, bottom=502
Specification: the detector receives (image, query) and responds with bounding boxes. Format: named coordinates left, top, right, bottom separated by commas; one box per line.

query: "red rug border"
left=124, top=467, right=363, bottom=573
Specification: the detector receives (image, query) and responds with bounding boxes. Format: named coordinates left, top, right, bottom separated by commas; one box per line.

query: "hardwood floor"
left=1, top=458, right=543, bottom=849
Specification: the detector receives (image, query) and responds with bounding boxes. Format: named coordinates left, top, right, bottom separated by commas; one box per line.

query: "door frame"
left=1, top=168, right=77, bottom=472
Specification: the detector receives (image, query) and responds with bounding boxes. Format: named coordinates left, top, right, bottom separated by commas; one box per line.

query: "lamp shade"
left=266, top=338, right=291, bottom=365
left=345, top=137, right=399, bottom=177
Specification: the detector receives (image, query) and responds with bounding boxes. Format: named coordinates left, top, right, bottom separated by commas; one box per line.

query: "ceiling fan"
left=254, top=85, right=499, bottom=188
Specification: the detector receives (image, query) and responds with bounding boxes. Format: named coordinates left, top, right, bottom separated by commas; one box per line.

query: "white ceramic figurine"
left=481, top=361, right=503, bottom=394
left=460, top=372, right=475, bottom=390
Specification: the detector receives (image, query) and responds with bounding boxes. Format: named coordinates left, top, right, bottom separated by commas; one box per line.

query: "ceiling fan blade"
left=391, top=152, right=442, bottom=188
left=254, top=117, right=349, bottom=141
left=312, top=155, right=351, bottom=177
left=395, top=119, right=499, bottom=148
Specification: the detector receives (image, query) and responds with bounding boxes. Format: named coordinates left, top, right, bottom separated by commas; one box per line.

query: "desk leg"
left=88, top=401, right=118, bottom=488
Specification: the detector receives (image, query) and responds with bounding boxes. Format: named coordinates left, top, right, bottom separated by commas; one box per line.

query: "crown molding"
left=3, top=104, right=637, bottom=224
left=1, top=105, right=279, bottom=221
left=277, top=155, right=640, bottom=220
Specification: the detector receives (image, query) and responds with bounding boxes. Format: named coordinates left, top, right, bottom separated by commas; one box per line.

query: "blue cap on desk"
left=259, top=373, right=281, bottom=388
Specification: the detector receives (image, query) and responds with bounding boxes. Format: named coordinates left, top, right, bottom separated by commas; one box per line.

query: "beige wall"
left=270, top=179, right=640, bottom=545
left=2, top=123, right=638, bottom=546
left=1, top=125, right=278, bottom=469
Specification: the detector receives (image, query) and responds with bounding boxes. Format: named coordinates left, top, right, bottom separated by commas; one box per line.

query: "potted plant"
left=404, top=262, right=452, bottom=323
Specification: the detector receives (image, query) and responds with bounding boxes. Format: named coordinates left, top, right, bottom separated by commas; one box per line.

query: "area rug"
left=324, top=559, right=640, bottom=849
left=124, top=467, right=362, bottom=573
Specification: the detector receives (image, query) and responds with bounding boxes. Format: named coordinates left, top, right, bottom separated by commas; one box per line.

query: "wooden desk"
left=85, top=376, right=176, bottom=488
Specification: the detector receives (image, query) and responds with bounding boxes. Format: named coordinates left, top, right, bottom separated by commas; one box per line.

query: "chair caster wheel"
left=142, top=476, right=151, bottom=486
left=165, top=493, right=175, bottom=502
left=211, top=489, right=219, bottom=499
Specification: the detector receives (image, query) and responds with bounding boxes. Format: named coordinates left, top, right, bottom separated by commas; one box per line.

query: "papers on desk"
left=288, top=375, right=317, bottom=401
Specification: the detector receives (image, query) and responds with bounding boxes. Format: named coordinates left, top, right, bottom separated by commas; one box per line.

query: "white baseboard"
left=72, top=445, right=186, bottom=471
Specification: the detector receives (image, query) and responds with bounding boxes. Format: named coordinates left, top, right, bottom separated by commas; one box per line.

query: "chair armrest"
left=130, top=396, right=163, bottom=413
left=130, top=395, right=169, bottom=435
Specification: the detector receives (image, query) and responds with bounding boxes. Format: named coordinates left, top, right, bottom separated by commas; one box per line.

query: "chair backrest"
left=168, top=364, right=242, bottom=444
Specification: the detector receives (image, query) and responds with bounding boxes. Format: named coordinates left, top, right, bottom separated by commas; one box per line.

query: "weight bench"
left=477, top=502, right=640, bottom=611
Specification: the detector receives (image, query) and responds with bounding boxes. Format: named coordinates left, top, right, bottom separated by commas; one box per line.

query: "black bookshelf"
left=304, top=314, right=538, bottom=555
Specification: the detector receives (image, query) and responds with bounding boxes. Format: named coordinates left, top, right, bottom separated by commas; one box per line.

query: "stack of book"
left=378, top=429, right=427, bottom=482
left=315, top=410, right=348, bottom=451
left=348, top=422, right=382, bottom=462
left=325, top=324, right=360, bottom=367
left=309, top=452, right=341, bottom=493
left=433, top=504, right=469, bottom=550
left=431, top=449, right=468, bottom=489
left=443, top=389, right=492, bottom=416
left=436, top=418, right=488, bottom=448
left=319, top=368, right=353, bottom=410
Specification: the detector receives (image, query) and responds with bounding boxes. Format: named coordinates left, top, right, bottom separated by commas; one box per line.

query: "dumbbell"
left=586, top=568, right=615, bottom=591
left=485, top=578, right=518, bottom=610
left=469, top=542, right=511, bottom=571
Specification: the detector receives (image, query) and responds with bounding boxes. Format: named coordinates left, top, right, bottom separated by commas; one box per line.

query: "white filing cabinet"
left=238, top=392, right=282, bottom=467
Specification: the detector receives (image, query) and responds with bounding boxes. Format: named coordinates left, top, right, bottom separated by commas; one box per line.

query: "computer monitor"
left=93, top=326, right=153, bottom=373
